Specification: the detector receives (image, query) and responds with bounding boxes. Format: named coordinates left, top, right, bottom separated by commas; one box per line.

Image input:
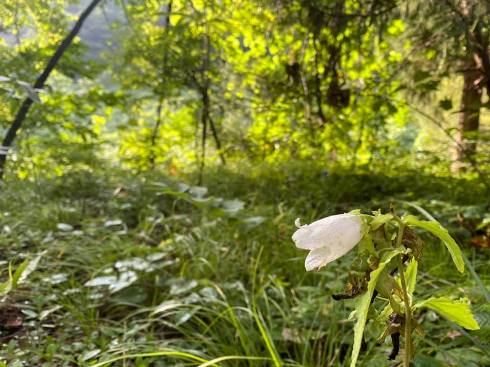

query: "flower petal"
left=292, top=213, right=362, bottom=251
left=305, top=247, right=334, bottom=271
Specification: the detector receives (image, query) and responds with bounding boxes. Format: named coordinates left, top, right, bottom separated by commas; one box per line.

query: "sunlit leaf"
left=403, top=215, right=464, bottom=273
left=405, top=258, right=418, bottom=294
left=14, top=251, right=45, bottom=286
left=414, top=297, right=480, bottom=330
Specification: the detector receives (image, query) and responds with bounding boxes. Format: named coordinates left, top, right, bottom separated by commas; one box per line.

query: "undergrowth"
left=0, top=163, right=489, bottom=367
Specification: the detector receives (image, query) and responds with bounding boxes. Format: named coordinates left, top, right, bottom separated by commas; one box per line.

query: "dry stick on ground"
left=0, top=0, right=102, bottom=180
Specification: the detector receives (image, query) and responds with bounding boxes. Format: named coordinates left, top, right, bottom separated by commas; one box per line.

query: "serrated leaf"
left=403, top=215, right=464, bottom=273
left=414, top=297, right=479, bottom=330
left=350, top=248, right=406, bottom=367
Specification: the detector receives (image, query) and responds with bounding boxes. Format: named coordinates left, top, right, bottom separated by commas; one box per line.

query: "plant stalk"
left=395, top=222, right=412, bottom=367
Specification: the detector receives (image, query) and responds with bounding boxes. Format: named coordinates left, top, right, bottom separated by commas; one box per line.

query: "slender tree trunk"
left=149, top=97, right=164, bottom=169
left=198, top=86, right=209, bottom=185
left=209, top=116, right=226, bottom=165
left=197, top=26, right=210, bottom=185
left=148, top=0, right=173, bottom=170
left=313, top=37, right=327, bottom=124
left=0, top=0, right=102, bottom=180
left=452, top=57, right=482, bottom=172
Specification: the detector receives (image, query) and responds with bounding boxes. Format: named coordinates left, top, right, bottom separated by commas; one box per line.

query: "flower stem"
left=395, top=222, right=412, bottom=367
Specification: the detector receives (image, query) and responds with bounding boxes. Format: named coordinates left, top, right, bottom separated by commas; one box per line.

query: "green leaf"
left=222, top=199, right=245, bottom=214
left=358, top=232, right=375, bottom=255
left=370, top=213, right=393, bottom=230
left=0, top=262, right=13, bottom=297
left=405, top=258, right=418, bottom=294
left=0, top=280, right=12, bottom=297
left=350, top=248, right=406, bottom=367
left=11, top=259, right=30, bottom=288
left=12, top=251, right=45, bottom=287
left=413, top=355, right=447, bottom=367
left=414, top=297, right=480, bottom=330
left=403, top=215, right=464, bottom=273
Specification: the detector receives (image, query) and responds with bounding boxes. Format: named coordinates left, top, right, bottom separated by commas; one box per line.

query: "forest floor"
left=0, top=163, right=489, bottom=367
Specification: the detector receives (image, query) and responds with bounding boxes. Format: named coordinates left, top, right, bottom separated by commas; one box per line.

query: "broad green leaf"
left=350, top=248, right=406, bottom=367
left=403, top=215, right=464, bottom=273
left=414, top=297, right=479, bottom=330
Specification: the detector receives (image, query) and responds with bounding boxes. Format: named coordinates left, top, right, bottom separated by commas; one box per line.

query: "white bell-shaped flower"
left=292, top=213, right=363, bottom=271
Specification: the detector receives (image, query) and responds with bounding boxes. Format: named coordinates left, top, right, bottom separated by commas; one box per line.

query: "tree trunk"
left=0, top=0, right=102, bottom=180
left=149, top=97, right=164, bottom=169
left=148, top=0, right=173, bottom=170
left=209, top=116, right=226, bottom=165
left=198, top=86, right=209, bottom=185
left=452, top=57, right=482, bottom=172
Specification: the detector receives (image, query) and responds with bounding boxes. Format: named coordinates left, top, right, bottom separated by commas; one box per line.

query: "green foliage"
left=0, top=253, right=44, bottom=297
left=0, top=0, right=489, bottom=365
left=414, top=297, right=480, bottom=330
left=0, top=167, right=488, bottom=366
left=351, top=248, right=406, bottom=367
left=404, top=215, right=465, bottom=273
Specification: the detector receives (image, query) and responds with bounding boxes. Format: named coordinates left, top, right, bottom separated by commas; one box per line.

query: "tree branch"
left=0, top=0, right=102, bottom=180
